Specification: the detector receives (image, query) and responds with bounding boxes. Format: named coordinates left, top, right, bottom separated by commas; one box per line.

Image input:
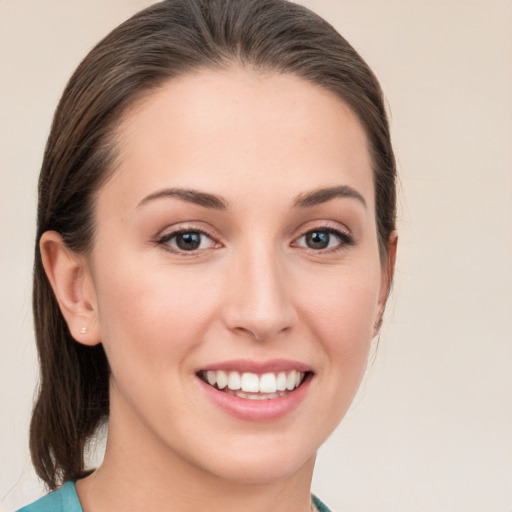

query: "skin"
left=41, top=68, right=396, bottom=512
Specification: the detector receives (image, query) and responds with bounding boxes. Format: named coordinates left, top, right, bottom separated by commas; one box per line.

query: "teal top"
left=16, top=482, right=82, bottom=512
left=16, top=481, right=332, bottom=511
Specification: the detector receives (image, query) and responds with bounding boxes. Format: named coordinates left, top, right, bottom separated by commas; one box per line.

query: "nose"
left=222, top=244, right=298, bottom=341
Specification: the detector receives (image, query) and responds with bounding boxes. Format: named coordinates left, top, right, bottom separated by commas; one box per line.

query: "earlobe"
left=39, top=231, right=101, bottom=346
left=374, top=231, right=398, bottom=336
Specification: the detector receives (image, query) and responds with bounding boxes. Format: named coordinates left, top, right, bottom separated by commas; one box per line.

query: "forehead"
left=103, top=68, right=374, bottom=212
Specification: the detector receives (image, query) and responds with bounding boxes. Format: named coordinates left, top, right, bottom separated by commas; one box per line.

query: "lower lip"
left=197, top=374, right=312, bottom=422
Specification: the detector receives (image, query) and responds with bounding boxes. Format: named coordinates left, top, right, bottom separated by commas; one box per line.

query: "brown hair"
left=31, top=0, right=396, bottom=489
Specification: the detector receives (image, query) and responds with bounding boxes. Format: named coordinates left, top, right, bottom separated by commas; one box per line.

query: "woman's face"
left=85, top=68, right=392, bottom=484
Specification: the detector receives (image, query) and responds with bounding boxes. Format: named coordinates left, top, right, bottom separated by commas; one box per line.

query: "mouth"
left=197, top=369, right=310, bottom=400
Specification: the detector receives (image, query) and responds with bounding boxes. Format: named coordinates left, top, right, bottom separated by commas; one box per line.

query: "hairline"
left=86, top=62, right=386, bottom=256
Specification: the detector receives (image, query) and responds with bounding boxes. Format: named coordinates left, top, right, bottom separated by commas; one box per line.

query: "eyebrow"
left=293, top=185, right=367, bottom=209
left=137, top=184, right=366, bottom=211
left=137, top=188, right=228, bottom=210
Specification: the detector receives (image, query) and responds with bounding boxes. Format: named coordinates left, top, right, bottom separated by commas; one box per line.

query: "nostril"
left=232, top=324, right=291, bottom=342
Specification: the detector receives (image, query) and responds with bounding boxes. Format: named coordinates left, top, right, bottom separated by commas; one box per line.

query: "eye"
left=293, top=228, right=353, bottom=252
left=158, top=229, right=219, bottom=253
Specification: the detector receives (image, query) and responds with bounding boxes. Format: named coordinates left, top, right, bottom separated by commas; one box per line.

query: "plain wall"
left=1, top=1, right=511, bottom=511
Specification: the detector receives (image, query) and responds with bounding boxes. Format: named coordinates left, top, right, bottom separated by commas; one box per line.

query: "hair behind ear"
left=31, top=248, right=109, bottom=489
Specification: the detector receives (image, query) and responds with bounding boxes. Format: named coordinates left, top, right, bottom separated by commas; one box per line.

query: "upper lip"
left=197, top=358, right=313, bottom=374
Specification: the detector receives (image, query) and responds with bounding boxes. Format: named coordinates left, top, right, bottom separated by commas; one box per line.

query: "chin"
left=181, top=427, right=320, bottom=486
left=203, top=449, right=316, bottom=485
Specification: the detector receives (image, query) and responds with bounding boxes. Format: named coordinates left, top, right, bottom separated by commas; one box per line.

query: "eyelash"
left=155, top=225, right=354, bottom=256
left=156, top=227, right=220, bottom=256
left=292, top=227, right=354, bottom=253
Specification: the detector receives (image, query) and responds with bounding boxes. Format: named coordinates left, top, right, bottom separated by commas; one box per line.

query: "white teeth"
left=286, top=370, right=297, bottom=390
left=276, top=372, right=287, bottom=391
left=227, top=371, right=241, bottom=390
left=217, top=370, right=228, bottom=389
left=206, top=370, right=216, bottom=386
left=225, top=389, right=288, bottom=400
left=202, top=369, right=306, bottom=397
left=241, top=372, right=259, bottom=392
left=259, top=373, right=277, bottom=393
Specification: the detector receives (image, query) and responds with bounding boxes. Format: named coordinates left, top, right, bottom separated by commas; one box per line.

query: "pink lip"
left=196, top=371, right=313, bottom=422
left=197, top=358, right=313, bottom=374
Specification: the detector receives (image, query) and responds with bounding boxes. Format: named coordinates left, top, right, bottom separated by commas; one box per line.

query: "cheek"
left=289, top=262, right=382, bottom=438
left=294, top=259, right=381, bottom=412
left=297, top=265, right=380, bottom=348
left=92, top=253, right=221, bottom=372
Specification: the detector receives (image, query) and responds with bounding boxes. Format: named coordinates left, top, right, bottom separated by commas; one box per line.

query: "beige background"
left=1, top=1, right=511, bottom=511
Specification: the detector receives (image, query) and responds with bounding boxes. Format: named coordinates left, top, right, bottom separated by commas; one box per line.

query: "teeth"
left=276, top=372, right=287, bottom=391
left=225, top=389, right=288, bottom=400
left=202, top=369, right=306, bottom=397
left=227, top=371, right=241, bottom=390
left=217, top=370, right=228, bottom=389
left=259, top=373, right=277, bottom=393
left=241, top=372, right=259, bottom=392
left=286, top=370, right=297, bottom=390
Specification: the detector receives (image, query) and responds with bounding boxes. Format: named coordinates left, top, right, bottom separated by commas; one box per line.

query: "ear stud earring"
left=80, top=327, right=87, bottom=334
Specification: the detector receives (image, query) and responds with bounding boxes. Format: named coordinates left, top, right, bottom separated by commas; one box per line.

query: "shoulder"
left=16, top=481, right=82, bottom=512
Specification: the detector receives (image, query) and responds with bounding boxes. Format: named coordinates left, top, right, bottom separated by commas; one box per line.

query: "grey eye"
left=305, top=231, right=331, bottom=249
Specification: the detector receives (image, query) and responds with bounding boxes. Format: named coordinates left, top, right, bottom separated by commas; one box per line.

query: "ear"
left=374, top=231, right=398, bottom=336
left=40, top=231, right=101, bottom=346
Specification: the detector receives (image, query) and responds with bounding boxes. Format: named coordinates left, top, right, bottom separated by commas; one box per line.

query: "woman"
left=19, top=0, right=397, bottom=510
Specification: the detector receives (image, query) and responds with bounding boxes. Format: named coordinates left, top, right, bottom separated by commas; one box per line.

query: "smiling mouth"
left=197, top=369, right=309, bottom=400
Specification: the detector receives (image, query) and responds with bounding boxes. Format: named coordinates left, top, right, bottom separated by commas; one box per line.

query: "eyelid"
left=293, top=219, right=353, bottom=238
left=291, top=221, right=355, bottom=252
left=153, top=220, right=354, bottom=256
left=155, top=223, right=223, bottom=255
